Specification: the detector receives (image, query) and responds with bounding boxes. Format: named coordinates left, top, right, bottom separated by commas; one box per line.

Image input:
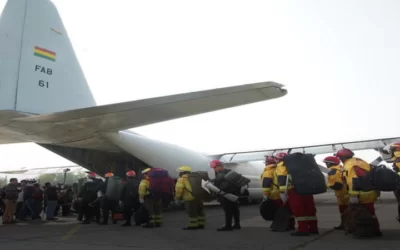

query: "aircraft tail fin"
left=0, top=0, right=96, bottom=115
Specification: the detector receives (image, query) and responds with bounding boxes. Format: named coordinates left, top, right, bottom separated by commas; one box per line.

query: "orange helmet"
left=210, top=160, right=222, bottom=168
left=87, top=172, right=96, bottom=178
left=105, top=172, right=114, bottom=178
left=323, top=156, right=340, bottom=165
left=126, top=170, right=136, bottom=177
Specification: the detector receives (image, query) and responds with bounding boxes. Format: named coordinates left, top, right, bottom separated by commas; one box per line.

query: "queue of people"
left=1, top=180, right=73, bottom=224
left=2, top=146, right=399, bottom=238
left=261, top=148, right=388, bottom=237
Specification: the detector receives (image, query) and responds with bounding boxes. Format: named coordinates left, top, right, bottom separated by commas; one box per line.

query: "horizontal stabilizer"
left=11, top=81, right=285, bottom=131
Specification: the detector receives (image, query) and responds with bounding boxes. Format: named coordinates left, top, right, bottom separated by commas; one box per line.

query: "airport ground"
left=0, top=191, right=399, bottom=250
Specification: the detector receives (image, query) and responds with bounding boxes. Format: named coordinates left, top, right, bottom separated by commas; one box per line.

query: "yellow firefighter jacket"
left=261, top=164, right=281, bottom=200
left=343, top=157, right=377, bottom=204
left=138, top=177, right=150, bottom=199
left=327, top=164, right=349, bottom=205
left=276, top=161, right=294, bottom=193
left=175, top=174, right=195, bottom=201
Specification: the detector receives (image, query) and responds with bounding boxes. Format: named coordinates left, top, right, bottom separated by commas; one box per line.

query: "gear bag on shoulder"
left=148, top=168, right=174, bottom=202
left=187, top=172, right=203, bottom=198
left=373, top=165, right=400, bottom=191
left=283, top=153, right=327, bottom=195
left=106, top=176, right=123, bottom=201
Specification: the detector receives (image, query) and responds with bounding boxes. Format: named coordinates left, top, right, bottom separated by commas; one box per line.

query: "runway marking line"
left=62, top=224, right=81, bottom=241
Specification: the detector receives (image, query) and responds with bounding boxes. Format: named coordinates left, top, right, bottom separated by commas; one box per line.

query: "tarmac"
left=1, top=191, right=399, bottom=250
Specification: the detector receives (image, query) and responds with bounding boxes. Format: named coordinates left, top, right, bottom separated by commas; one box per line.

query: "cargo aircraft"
left=0, top=0, right=398, bottom=204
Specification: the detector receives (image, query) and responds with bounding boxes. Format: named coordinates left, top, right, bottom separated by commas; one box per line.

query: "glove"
left=240, top=186, right=247, bottom=194
left=139, top=198, right=144, bottom=204
left=349, top=196, right=359, bottom=204
left=263, top=194, right=268, bottom=201
left=280, top=193, right=288, bottom=203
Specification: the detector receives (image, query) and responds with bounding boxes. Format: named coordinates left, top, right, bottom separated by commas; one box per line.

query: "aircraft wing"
left=213, top=137, right=400, bottom=163
left=5, top=82, right=286, bottom=148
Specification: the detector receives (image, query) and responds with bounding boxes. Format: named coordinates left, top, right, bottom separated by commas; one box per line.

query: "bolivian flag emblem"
left=34, top=46, right=56, bottom=62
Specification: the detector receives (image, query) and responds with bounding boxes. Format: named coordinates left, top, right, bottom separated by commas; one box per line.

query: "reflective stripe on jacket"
left=327, top=164, right=349, bottom=205
left=261, top=164, right=281, bottom=200
left=343, top=157, right=377, bottom=204
left=276, top=161, right=293, bottom=193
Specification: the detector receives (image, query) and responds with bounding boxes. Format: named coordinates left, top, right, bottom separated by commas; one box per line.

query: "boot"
left=233, top=223, right=241, bottom=230
left=334, top=214, right=345, bottom=230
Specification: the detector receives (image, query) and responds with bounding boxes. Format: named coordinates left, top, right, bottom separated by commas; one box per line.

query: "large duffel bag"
left=223, top=170, right=251, bottom=189
left=373, top=165, right=400, bottom=191
left=283, top=153, right=327, bottom=195
left=106, top=176, right=123, bottom=201
left=259, top=199, right=278, bottom=221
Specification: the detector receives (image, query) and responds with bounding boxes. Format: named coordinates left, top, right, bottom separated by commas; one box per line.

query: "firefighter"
left=175, top=165, right=206, bottom=230
left=261, top=155, right=295, bottom=231
left=275, top=152, right=319, bottom=236
left=323, top=156, right=349, bottom=230
left=79, top=172, right=99, bottom=224
left=99, top=172, right=118, bottom=225
left=388, top=142, right=400, bottom=222
left=121, top=170, right=140, bottom=227
left=139, top=168, right=163, bottom=228
left=210, top=160, right=241, bottom=231
left=335, top=148, right=382, bottom=236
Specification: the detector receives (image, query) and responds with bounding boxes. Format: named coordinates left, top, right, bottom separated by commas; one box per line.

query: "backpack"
left=106, top=176, right=123, bottom=201
left=187, top=172, right=203, bottom=199
left=372, top=165, right=400, bottom=191
left=343, top=204, right=376, bottom=238
left=148, top=168, right=174, bottom=202
left=283, top=153, right=327, bottom=195
left=352, top=164, right=375, bottom=192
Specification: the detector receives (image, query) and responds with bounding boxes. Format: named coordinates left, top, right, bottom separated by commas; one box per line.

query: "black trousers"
left=102, top=199, right=118, bottom=223
left=220, top=198, right=240, bottom=227
left=123, top=200, right=140, bottom=225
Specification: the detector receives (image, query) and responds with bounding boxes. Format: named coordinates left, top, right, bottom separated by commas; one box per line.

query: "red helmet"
left=87, top=172, right=96, bottom=178
left=126, top=170, right=136, bottom=177
left=335, top=148, right=354, bottom=159
left=323, top=156, right=340, bottom=165
left=210, top=160, right=222, bottom=168
left=265, top=156, right=276, bottom=165
left=274, top=152, right=287, bottom=161
left=390, top=142, right=400, bottom=152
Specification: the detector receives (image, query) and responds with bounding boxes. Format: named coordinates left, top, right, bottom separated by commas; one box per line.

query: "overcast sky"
left=0, top=0, right=399, bottom=170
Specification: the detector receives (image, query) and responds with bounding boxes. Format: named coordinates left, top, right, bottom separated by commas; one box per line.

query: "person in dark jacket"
left=210, top=160, right=241, bottom=231
left=99, top=172, right=118, bottom=225
left=79, top=173, right=101, bottom=224
left=121, top=170, right=140, bottom=227
left=44, top=182, right=58, bottom=220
